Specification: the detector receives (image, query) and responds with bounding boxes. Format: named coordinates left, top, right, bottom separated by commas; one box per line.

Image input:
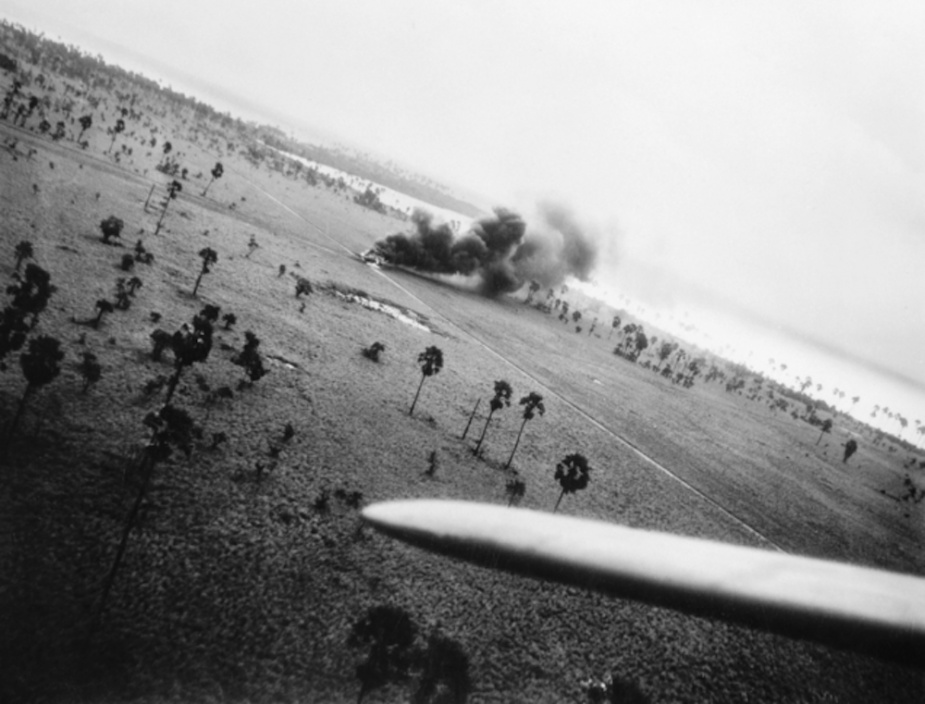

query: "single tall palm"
left=7, top=335, right=64, bottom=442
left=816, top=419, right=834, bottom=445
left=192, top=247, right=218, bottom=296
left=474, top=380, right=512, bottom=456
left=505, top=392, right=545, bottom=469
left=553, top=453, right=592, bottom=512
left=202, top=162, right=224, bottom=196
left=155, top=180, right=182, bottom=235
left=409, top=346, right=443, bottom=415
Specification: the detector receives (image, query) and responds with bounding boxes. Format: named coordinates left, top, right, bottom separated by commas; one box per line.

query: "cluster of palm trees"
left=409, top=346, right=592, bottom=512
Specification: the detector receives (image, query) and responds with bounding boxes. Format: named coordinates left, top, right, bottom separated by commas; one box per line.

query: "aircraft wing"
left=361, top=499, right=925, bottom=669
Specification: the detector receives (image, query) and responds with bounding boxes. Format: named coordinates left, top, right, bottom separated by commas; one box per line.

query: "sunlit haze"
left=5, top=1, right=924, bottom=434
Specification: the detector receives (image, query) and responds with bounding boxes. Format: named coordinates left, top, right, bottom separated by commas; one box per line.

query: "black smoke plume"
left=373, top=202, right=600, bottom=297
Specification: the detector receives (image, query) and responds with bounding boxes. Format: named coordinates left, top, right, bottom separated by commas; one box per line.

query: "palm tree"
left=553, top=452, right=592, bottom=512
left=6, top=335, right=64, bottom=443
left=816, top=418, right=833, bottom=445
left=127, top=276, right=143, bottom=296
left=202, top=161, right=224, bottom=196
left=154, top=180, right=182, bottom=235
left=192, top=247, right=218, bottom=296
left=163, top=307, right=217, bottom=405
left=107, top=117, right=125, bottom=153
left=505, top=392, right=545, bottom=469
left=77, top=114, right=92, bottom=142
left=473, top=380, right=513, bottom=456
left=13, top=241, right=33, bottom=271
left=93, top=299, right=114, bottom=328
left=96, top=405, right=200, bottom=623
left=409, top=346, right=443, bottom=415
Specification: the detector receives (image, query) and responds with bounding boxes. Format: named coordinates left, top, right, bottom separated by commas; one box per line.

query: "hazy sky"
left=5, top=2, right=925, bottom=400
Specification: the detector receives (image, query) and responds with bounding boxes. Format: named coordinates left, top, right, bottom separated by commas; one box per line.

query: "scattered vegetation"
left=348, top=606, right=471, bottom=704
left=154, top=179, right=182, bottom=235
left=1, top=262, right=56, bottom=370
left=6, top=334, right=64, bottom=443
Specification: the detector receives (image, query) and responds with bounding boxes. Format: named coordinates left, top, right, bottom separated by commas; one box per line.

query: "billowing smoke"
left=372, top=201, right=600, bottom=297
left=512, top=201, right=598, bottom=287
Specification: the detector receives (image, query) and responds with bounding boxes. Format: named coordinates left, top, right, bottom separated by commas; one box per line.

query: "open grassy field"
left=0, top=60, right=923, bottom=704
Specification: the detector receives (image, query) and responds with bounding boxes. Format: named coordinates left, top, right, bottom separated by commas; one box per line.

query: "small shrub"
left=245, top=235, right=259, bottom=258
left=313, top=489, right=330, bottom=512
left=210, top=432, right=228, bottom=451
left=295, top=277, right=313, bottom=298
left=120, top=253, right=135, bottom=271
left=505, top=477, right=526, bottom=506
left=362, top=341, right=385, bottom=362
left=134, top=240, right=154, bottom=265
left=335, top=489, right=364, bottom=509
left=232, top=331, right=267, bottom=383
left=100, top=215, right=124, bottom=244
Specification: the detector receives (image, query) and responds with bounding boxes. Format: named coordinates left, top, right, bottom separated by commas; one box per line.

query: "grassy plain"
left=0, top=69, right=923, bottom=704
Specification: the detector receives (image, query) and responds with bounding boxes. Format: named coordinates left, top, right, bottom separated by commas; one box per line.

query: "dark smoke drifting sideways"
left=372, top=202, right=600, bottom=297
